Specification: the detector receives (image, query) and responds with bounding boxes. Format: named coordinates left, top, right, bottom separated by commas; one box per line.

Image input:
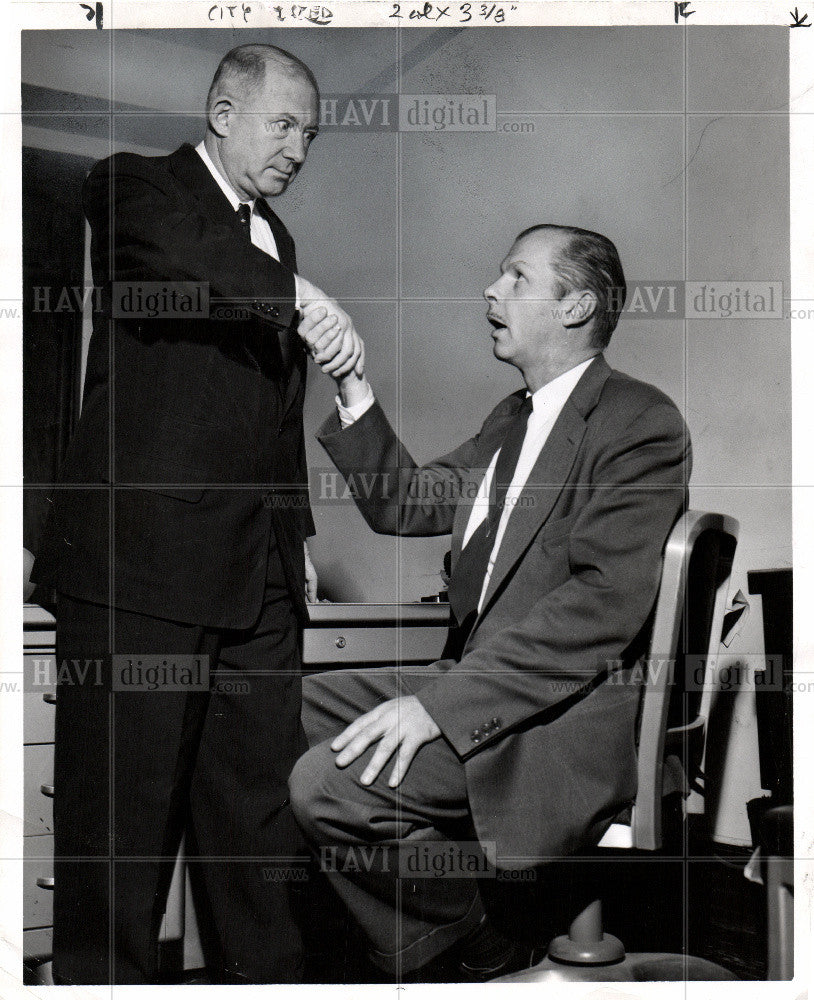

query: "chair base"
left=547, top=930, right=625, bottom=964
left=493, top=952, right=738, bottom=983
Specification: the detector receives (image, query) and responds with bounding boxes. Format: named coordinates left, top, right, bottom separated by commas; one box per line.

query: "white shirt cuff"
left=293, top=273, right=302, bottom=312
left=337, top=385, right=376, bottom=428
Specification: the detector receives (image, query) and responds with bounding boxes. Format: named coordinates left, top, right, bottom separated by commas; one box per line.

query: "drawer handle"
left=335, top=636, right=346, bottom=649
left=40, top=784, right=55, bottom=798
left=35, top=877, right=54, bottom=890
left=42, top=693, right=57, bottom=705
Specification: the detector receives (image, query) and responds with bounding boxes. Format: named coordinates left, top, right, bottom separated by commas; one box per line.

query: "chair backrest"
left=632, top=510, right=739, bottom=851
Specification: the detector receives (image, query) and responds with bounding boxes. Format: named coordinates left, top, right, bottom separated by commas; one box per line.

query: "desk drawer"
left=24, top=837, right=54, bottom=929
left=24, top=745, right=54, bottom=836
left=24, top=655, right=56, bottom=744
left=303, top=625, right=447, bottom=666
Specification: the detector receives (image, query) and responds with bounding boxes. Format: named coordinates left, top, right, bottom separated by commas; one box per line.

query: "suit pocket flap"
left=143, top=485, right=206, bottom=502
left=117, top=460, right=207, bottom=502
left=131, top=483, right=205, bottom=503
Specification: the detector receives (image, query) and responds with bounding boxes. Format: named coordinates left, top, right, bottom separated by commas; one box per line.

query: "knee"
left=289, top=742, right=334, bottom=842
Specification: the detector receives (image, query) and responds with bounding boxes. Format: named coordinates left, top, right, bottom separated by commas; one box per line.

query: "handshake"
left=296, top=277, right=368, bottom=407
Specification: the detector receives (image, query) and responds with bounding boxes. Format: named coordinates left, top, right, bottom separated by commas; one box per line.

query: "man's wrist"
left=338, top=374, right=372, bottom=409
left=336, top=376, right=375, bottom=428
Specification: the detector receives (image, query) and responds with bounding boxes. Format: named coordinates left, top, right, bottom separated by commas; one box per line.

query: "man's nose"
left=284, top=130, right=308, bottom=164
left=484, top=282, right=498, bottom=303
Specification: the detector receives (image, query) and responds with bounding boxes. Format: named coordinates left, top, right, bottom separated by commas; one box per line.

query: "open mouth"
left=487, top=315, right=507, bottom=333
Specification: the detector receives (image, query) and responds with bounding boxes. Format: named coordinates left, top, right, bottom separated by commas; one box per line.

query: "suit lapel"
left=475, top=355, right=613, bottom=618
left=255, top=198, right=297, bottom=272
left=169, top=144, right=304, bottom=401
left=450, top=488, right=474, bottom=566
left=168, top=143, right=244, bottom=232
left=253, top=186, right=304, bottom=412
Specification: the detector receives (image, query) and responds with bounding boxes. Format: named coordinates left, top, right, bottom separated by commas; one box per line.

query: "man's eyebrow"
left=500, top=258, right=530, bottom=273
left=265, top=111, right=313, bottom=121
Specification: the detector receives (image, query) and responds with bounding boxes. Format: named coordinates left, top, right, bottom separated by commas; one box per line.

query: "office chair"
left=496, top=510, right=741, bottom=982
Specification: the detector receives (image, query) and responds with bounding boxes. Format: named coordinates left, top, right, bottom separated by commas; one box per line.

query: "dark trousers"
left=52, top=530, right=307, bottom=985
left=289, top=666, right=484, bottom=975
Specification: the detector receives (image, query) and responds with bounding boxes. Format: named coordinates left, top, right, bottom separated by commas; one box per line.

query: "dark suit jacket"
left=318, top=356, right=691, bottom=865
left=33, top=143, right=315, bottom=628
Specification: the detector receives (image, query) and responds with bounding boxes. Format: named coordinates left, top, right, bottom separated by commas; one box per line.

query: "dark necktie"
left=236, top=203, right=293, bottom=374
left=236, top=201, right=252, bottom=238
left=447, top=395, right=533, bottom=628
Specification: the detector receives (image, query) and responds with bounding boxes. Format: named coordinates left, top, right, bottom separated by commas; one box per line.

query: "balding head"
left=206, top=44, right=319, bottom=117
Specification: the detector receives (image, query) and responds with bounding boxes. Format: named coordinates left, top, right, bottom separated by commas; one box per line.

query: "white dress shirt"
left=337, top=356, right=595, bottom=611
left=195, top=141, right=301, bottom=305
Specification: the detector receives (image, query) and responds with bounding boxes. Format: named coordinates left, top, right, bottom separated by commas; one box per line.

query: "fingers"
left=311, top=321, right=344, bottom=359
left=322, top=329, right=362, bottom=377
left=331, top=707, right=399, bottom=786
left=332, top=331, right=363, bottom=379
left=354, top=340, right=366, bottom=378
left=297, top=297, right=366, bottom=383
left=298, top=307, right=355, bottom=357
left=317, top=327, right=350, bottom=372
left=330, top=697, right=439, bottom=789
left=334, top=726, right=383, bottom=769
left=301, top=297, right=332, bottom=315
left=304, top=321, right=363, bottom=376
left=331, top=706, right=382, bottom=753
left=298, top=308, right=339, bottom=350
left=359, top=732, right=400, bottom=786
left=388, top=738, right=421, bottom=788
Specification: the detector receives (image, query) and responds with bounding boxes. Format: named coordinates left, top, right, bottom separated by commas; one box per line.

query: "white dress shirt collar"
left=196, top=140, right=252, bottom=211
left=526, top=355, right=596, bottom=418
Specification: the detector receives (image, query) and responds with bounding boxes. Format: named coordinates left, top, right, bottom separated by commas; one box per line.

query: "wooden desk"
left=303, top=601, right=449, bottom=668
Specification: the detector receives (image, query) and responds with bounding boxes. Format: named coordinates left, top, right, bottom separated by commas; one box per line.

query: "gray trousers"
left=289, top=665, right=485, bottom=974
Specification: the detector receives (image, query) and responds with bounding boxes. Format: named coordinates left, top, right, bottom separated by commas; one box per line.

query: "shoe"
left=457, top=914, right=540, bottom=981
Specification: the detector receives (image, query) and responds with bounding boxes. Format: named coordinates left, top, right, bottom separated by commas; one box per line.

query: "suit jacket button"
left=269, top=305, right=280, bottom=318
left=471, top=730, right=481, bottom=743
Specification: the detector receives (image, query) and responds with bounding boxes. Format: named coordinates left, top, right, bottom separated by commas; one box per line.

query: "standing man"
left=291, top=225, right=691, bottom=979
left=32, top=44, right=361, bottom=984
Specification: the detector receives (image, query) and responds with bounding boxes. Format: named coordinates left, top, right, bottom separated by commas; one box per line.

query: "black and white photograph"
left=0, top=4, right=810, bottom=995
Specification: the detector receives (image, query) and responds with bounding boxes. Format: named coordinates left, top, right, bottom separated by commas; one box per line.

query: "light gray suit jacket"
left=318, top=355, right=690, bottom=866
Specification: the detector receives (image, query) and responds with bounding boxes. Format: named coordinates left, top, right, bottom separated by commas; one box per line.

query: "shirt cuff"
left=293, top=273, right=302, bottom=312
left=337, top=385, right=376, bottom=428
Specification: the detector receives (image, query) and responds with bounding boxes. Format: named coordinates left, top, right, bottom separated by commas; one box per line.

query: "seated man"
left=290, top=224, right=691, bottom=979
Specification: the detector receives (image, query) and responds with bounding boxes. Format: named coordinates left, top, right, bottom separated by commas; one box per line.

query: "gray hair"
left=205, top=44, right=318, bottom=115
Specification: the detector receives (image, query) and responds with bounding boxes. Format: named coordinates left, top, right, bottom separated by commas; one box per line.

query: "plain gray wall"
left=291, top=29, right=790, bottom=610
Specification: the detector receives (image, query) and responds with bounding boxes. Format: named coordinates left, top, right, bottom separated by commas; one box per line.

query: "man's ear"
left=560, top=289, right=597, bottom=329
left=207, top=95, right=235, bottom=138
